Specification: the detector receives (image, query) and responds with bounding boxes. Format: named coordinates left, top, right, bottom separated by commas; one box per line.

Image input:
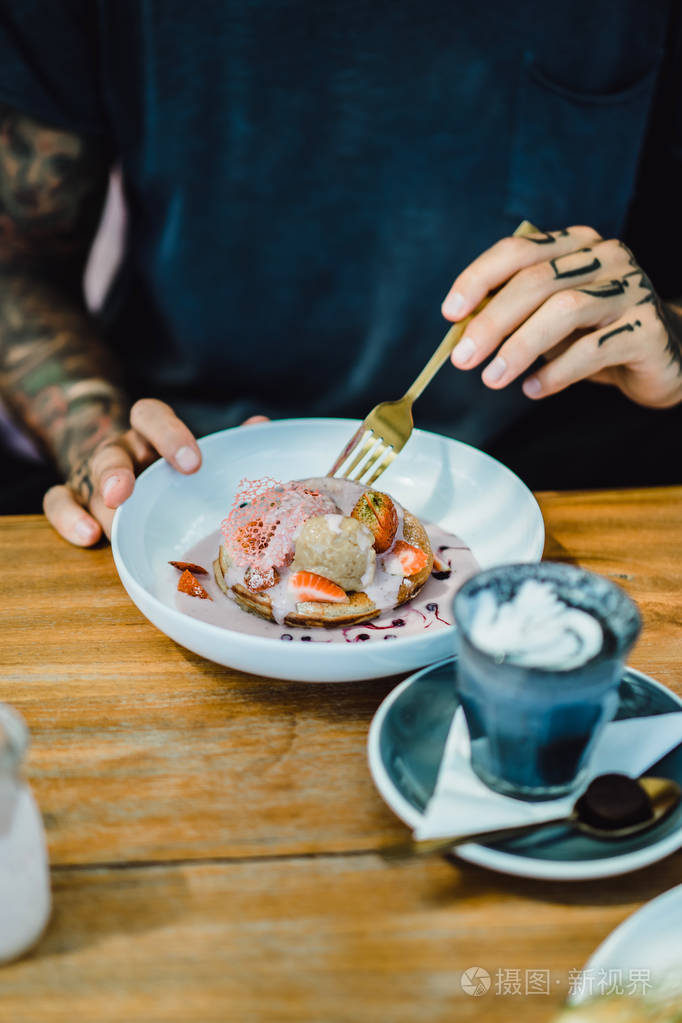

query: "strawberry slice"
left=169, top=560, right=208, bottom=575
left=177, top=569, right=212, bottom=599
left=288, top=571, right=347, bottom=603
left=350, top=490, right=398, bottom=553
left=382, top=540, right=429, bottom=578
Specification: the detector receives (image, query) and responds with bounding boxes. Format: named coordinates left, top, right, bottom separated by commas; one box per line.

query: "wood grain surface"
left=1, top=488, right=681, bottom=1022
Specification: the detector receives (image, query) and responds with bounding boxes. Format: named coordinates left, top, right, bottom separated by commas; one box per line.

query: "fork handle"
left=403, top=220, right=539, bottom=404
left=402, top=306, right=491, bottom=404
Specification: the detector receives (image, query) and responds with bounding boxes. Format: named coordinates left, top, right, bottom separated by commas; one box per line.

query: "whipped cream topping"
left=468, top=579, right=604, bottom=670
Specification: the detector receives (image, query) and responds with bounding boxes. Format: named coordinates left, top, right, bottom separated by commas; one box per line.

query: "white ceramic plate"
left=111, top=418, right=544, bottom=682
left=570, top=883, right=682, bottom=1004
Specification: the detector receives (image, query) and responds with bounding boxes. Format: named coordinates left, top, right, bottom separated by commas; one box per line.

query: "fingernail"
left=451, top=336, right=476, bottom=366
left=442, top=291, right=467, bottom=319
left=483, top=356, right=507, bottom=384
left=176, top=445, right=200, bottom=472
left=102, top=475, right=120, bottom=500
left=523, top=375, right=542, bottom=397
left=75, top=519, right=97, bottom=542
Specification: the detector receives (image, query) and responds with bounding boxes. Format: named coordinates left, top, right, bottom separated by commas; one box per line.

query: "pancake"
left=213, top=476, right=433, bottom=628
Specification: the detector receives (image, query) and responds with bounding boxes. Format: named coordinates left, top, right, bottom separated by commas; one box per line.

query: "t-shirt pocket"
left=505, top=52, right=663, bottom=237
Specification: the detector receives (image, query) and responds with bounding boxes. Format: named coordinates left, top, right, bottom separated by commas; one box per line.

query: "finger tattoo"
left=616, top=244, right=682, bottom=374
left=577, top=278, right=630, bottom=299
left=617, top=243, right=657, bottom=306
left=69, top=455, right=94, bottom=504
left=621, top=269, right=656, bottom=306
left=524, top=228, right=569, bottom=245
left=659, top=305, right=682, bottom=374
left=550, top=248, right=602, bottom=279
left=597, top=320, right=642, bottom=347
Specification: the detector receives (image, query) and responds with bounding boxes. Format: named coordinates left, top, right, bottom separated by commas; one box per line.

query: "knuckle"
left=89, top=442, right=118, bottom=474
left=89, top=444, right=130, bottom=485
left=549, top=288, right=584, bottom=315
left=89, top=444, right=115, bottom=474
left=473, top=307, right=499, bottom=339
left=536, top=364, right=560, bottom=392
left=496, top=235, right=527, bottom=264
left=507, top=334, right=535, bottom=366
left=599, top=238, right=625, bottom=261
left=617, top=240, right=636, bottom=264
left=462, top=265, right=487, bottom=295
left=130, top=397, right=163, bottom=425
left=518, top=261, right=549, bottom=289
left=570, top=224, right=602, bottom=243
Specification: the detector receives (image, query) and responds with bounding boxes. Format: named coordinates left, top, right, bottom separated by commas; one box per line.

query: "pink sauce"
left=173, top=522, right=479, bottom=644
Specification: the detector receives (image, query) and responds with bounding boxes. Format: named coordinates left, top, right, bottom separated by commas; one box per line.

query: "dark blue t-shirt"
left=0, top=1, right=674, bottom=442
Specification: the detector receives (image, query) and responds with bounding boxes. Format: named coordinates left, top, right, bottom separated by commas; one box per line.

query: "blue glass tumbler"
left=452, top=562, right=642, bottom=800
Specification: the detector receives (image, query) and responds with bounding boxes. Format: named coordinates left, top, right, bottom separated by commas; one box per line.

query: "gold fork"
left=327, top=220, right=539, bottom=486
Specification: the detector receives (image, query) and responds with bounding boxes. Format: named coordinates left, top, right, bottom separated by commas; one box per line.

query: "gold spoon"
left=381, top=773, right=681, bottom=861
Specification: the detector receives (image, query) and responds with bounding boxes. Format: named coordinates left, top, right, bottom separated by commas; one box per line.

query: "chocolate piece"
left=576, top=773, right=652, bottom=831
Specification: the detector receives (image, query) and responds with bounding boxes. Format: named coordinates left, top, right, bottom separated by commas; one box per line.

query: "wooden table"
left=1, top=488, right=681, bottom=1022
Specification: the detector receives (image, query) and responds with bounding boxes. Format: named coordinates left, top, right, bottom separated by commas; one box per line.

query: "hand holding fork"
left=327, top=220, right=539, bottom=486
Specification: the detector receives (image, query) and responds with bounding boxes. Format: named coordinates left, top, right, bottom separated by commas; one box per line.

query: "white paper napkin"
left=414, top=709, right=682, bottom=842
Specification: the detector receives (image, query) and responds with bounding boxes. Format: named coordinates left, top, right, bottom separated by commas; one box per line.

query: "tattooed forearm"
left=0, top=270, right=129, bottom=474
left=0, top=103, right=128, bottom=477
left=0, top=103, right=110, bottom=285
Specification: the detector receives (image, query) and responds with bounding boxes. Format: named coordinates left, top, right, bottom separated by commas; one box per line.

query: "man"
left=0, top=1, right=680, bottom=546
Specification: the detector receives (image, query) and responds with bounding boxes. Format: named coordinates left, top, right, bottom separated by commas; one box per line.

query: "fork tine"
left=339, top=429, right=381, bottom=479
left=349, top=438, right=389, bottom=483
left=327, top=424, right=367, bottom=477
left=364, top=446, right=396, bottom=486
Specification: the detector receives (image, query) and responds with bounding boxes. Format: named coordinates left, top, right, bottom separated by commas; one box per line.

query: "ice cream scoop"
left=292, top=514, right=376, bottom=591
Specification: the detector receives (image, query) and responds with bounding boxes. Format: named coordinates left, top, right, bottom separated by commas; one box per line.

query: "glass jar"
left=0, top=704, right=51, bottom=963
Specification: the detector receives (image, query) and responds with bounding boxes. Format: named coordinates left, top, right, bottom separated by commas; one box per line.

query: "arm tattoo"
left=0, top=103, right=129, bottom=479
left=550, top=248, right=602, bottom=279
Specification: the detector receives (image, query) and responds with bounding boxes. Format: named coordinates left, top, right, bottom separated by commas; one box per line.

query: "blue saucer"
left=367, top=658, right=682, bottom=880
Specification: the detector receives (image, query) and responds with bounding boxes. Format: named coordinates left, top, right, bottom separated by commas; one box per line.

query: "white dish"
left=111, top=418, right=544, bottom=682
left=569, top=883, right=682, bottom=1004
